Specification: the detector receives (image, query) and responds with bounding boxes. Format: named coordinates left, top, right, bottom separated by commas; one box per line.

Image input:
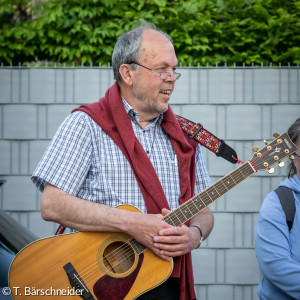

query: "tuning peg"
left=290, top=154, right=295, bottom=160
left=274, top=155, right=285, bottom=167
left=252, top=146, right=259, bottom=152
left=268, top=167, right=275, bottom=174
left=273, top=133, right=279, bottom=138
left=264, top=140, right=268, bottom=145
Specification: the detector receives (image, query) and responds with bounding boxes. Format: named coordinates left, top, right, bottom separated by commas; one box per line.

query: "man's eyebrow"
left=155, top=62, right=178, bottom=69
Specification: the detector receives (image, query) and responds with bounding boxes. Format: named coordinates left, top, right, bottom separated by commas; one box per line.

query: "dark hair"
left=287, top=117, right=300, bottom=178
left=112, top=20, right=172, bottom=85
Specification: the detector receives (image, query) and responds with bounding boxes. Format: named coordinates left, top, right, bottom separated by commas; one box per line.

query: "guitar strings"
left=77, top=241, right=136, bottom=279
left=79, top=242, right=146, bottom=286
left=77, top=230, right=152, bottom=284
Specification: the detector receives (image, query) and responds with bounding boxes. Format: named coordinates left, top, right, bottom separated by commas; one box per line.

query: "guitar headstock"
left=250, top=132, right=297, bottom=172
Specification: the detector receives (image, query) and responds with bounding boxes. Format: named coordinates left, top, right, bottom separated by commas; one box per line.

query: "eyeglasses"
left=294, top=152, right=300, bottom=158
left=129, top=62, right=181, bottom=80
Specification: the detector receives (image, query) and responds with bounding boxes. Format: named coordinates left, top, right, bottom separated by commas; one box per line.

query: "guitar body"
left=9, top=205, right=173, bottom=299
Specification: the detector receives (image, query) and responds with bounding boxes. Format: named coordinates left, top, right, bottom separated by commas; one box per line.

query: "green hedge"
left=0, top=0, right=299, bottom=65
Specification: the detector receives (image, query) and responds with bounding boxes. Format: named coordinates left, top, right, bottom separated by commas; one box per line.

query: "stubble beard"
left=133, top=85, right=169, bottom=117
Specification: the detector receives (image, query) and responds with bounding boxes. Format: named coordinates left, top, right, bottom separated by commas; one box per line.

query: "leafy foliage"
left=0, top=0, right=299, bottom=65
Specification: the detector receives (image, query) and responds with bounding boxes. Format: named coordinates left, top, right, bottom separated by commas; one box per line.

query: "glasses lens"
left=159, top=72, right=170, bottom=80
left=160, top=72, right=181, bottom=80
left=174, top=72, right=181, bottom=80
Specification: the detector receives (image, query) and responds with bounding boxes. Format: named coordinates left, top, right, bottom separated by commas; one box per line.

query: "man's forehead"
left=140, top=30, right=177, bottom=65
left=142, top=29, right=172, bottom=46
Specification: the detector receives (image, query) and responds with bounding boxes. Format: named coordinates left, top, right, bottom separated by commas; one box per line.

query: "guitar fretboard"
left=163, top=161, right=255, bottom=227
left=130, top=161, right=255, bottom=255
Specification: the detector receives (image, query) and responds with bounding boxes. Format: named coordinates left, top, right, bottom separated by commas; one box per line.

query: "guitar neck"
left=130, top=161, right=256, bottom=254
left=162, top=161, right=256, bottom=227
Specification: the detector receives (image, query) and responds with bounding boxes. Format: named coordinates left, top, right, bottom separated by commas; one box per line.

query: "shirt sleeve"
left=194, top=144, right=211, bottom=195
left=31, top=111, right=93, bottom=196
left=255, top=191, right=300, bottom=299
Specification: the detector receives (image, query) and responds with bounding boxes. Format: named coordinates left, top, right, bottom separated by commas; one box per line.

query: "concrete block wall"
left=0, top=66, right=299, bottom=300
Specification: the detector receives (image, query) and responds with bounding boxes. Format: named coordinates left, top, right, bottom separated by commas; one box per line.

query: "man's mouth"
left=160, top=89, right=172, bottom=95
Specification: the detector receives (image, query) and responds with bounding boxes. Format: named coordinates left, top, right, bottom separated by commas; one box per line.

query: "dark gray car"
left=0, top=209, right=37, bottom=300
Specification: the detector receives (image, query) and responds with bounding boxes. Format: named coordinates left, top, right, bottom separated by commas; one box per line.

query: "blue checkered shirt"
left=32, top=100, right=210, bottom=213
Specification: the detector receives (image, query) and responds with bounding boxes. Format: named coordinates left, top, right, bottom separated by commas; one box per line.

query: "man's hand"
left=152, top=208, right=198, bottom=258
left=125, top=211, right=174, bottom=262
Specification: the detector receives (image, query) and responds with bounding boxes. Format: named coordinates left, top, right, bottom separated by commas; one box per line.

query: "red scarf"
left=73, top=82, right=198, bottom=300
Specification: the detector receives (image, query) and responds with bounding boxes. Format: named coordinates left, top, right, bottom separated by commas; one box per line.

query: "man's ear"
left=119, top=64, right=134, bottom=86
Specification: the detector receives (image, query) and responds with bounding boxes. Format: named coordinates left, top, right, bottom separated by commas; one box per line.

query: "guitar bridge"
left=63, top=262, right=95, bottom=300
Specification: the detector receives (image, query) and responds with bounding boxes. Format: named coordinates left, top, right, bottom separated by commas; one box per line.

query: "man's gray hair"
left=112, top=20, right=172, bottom=85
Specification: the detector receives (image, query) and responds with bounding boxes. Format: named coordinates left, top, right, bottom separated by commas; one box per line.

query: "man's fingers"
left=161, top=208, right=171, bottom=216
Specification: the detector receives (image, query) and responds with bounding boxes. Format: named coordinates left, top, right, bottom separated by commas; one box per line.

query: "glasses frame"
left=129, top=61, right=181, bottom=80
left=294, top=152, right=300, bottom=158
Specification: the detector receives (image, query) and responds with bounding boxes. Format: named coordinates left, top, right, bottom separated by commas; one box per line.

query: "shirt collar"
left=122, top=97, right=163, bottom=128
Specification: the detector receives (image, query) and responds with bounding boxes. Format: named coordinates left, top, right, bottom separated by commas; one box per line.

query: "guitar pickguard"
left=93, top=253, right=144, bottom=300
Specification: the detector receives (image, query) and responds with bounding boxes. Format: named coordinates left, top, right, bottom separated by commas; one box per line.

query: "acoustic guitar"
left=9, top=133, right=297, bottom=299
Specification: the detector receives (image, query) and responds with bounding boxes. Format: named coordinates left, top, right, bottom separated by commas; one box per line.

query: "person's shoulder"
left=71, top=110, right=90, bottom=119
left=263, top=188, right=281, bottom=204
left=69, top=110, right=98, bottom=125
left=54, top=111, right=101, bottom=138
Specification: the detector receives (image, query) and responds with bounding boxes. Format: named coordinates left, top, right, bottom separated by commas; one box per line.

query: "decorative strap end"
left=217, top=140, right=238, bottom=164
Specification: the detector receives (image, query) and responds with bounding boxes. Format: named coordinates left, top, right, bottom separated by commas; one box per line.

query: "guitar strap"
left=175, top=115, right=238, bottom=164
left=275, top=186, right=295, bottom=231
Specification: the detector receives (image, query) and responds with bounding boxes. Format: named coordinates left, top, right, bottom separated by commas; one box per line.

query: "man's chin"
left=159, top=103, right=169, bottom=114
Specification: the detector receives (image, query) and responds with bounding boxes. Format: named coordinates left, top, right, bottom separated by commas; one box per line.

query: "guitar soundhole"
left=101, top=240, right=136, bottom=276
